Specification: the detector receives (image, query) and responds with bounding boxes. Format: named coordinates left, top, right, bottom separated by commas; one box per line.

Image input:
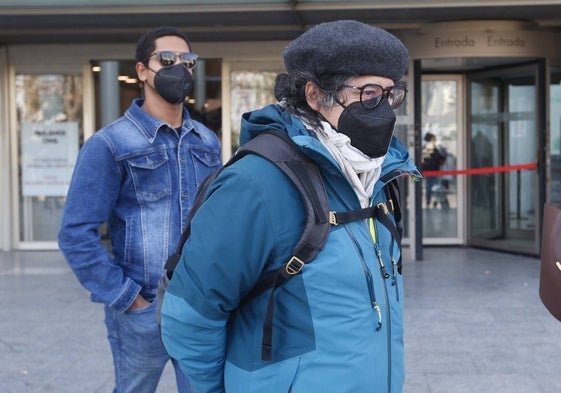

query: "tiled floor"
left=1, top=247, right=560, bottom=393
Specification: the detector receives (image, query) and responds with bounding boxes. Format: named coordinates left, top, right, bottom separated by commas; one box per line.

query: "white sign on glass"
left=21, top=121, right=79, bottom=197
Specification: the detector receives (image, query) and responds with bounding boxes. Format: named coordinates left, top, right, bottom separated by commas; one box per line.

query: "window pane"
left=230, top=71, right=276, bottom=153
left=15, top=74, right=83, bottom=243
left=421, top=79, right=459, bottom=239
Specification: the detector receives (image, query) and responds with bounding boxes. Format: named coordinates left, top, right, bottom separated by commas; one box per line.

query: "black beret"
left=283, top=20, right=409, bottom=82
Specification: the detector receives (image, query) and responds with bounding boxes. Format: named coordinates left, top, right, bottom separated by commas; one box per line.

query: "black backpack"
left=156, top=130, right=403, bottom=361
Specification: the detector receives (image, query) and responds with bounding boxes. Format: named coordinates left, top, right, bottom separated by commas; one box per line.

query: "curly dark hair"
left=274, top=71, right=351, bottom=128
left=135, top=26, right=191, bottom=65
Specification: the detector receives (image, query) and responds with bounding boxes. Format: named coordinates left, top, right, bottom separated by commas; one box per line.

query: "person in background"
left=58, top=26, right=221, bottom=393
left=421, top=132, right=447, bottom=208
left=161, top=20, right=420, bottom=393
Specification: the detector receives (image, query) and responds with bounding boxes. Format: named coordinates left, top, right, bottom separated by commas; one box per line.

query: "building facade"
left=2, top=1, right=561, bottom=259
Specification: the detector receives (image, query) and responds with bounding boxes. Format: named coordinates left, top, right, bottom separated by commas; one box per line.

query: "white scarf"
left=308, top=119, right=385, bottom=208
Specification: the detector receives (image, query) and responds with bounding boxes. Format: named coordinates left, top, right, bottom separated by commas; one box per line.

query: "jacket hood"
left=240, top=104, right=313, bottom=144
left=240, top=104, right=421, bottom=186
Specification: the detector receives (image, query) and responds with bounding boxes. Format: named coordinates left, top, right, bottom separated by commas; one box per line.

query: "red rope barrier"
left=422, top=162, right=537, bottom=177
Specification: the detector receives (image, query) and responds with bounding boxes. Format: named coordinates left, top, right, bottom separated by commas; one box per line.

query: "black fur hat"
left=283, top=20, right=409, bottom=82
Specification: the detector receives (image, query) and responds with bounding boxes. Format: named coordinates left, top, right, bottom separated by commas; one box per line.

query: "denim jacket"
left=58, top=98, right=221, bottom=313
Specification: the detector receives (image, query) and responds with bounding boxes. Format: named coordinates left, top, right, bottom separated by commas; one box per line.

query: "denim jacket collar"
left=125, top=98, right=201, bottom=144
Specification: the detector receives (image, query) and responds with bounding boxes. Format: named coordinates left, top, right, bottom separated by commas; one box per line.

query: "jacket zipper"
left=392, top=261, right=399, bottom=302
left=345, top=226, right=382, bottom=331
left=370, top=215, right=393, bottom=393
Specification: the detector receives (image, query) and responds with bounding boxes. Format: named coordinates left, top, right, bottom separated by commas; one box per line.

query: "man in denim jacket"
left=58, top=26, right=221, bottom=393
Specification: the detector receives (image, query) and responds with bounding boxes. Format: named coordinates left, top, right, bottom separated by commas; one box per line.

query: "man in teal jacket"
left=161, top=20, right=421, bottom=393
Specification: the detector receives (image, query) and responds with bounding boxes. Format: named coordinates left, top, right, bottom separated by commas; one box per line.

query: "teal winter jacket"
left=161, top=104, right=421, bottom=393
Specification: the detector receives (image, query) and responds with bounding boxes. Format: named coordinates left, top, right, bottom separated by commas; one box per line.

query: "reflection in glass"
left=550, top=67, right=561, bottom=203
left=470, top=81, right=500, bottom=238
left=508, top=84, right=535, bottom=233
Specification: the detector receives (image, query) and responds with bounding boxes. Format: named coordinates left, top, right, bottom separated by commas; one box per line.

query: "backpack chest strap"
left=330, top=200, right=401, bottom=243
left=329, top=200, right=394, bottom=225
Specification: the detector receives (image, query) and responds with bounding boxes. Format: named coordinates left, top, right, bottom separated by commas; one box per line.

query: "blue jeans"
left=425, top=176, right=437, bottom=206
left=104, top=302, right=191, bottom=393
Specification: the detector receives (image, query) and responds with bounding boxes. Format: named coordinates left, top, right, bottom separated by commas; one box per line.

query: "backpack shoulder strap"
left=165, top=130, right=331, bottom=279
left=162, top=130, right=331, bottom=361
left=237, top=130, right=331, bottom=265
left=235, top=130, right=331, bottom=361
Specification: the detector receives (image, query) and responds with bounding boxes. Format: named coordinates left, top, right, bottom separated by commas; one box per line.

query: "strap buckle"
left=377, top=202, right=390, bottom=215
left=285, top=256, right=305, bottom=275
left=328, top=211, right=338, bottom=225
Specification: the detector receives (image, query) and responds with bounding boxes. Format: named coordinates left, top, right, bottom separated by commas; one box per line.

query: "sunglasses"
left=149, top=51, right=198, bottom=69
left=343, top=83, right=408, bottom=110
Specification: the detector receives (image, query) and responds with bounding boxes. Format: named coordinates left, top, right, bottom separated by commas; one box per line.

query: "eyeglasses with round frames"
left=149, top=51, right=198, bottom=69
left=343, top=83, right=407, bottom=110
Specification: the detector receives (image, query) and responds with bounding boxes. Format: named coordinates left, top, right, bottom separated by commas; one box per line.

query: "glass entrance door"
left=15, top=73, right=84, bottom=249
left=467, top=62, right=542, bottom=254
left=421, top=75, right=464, bottom=244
